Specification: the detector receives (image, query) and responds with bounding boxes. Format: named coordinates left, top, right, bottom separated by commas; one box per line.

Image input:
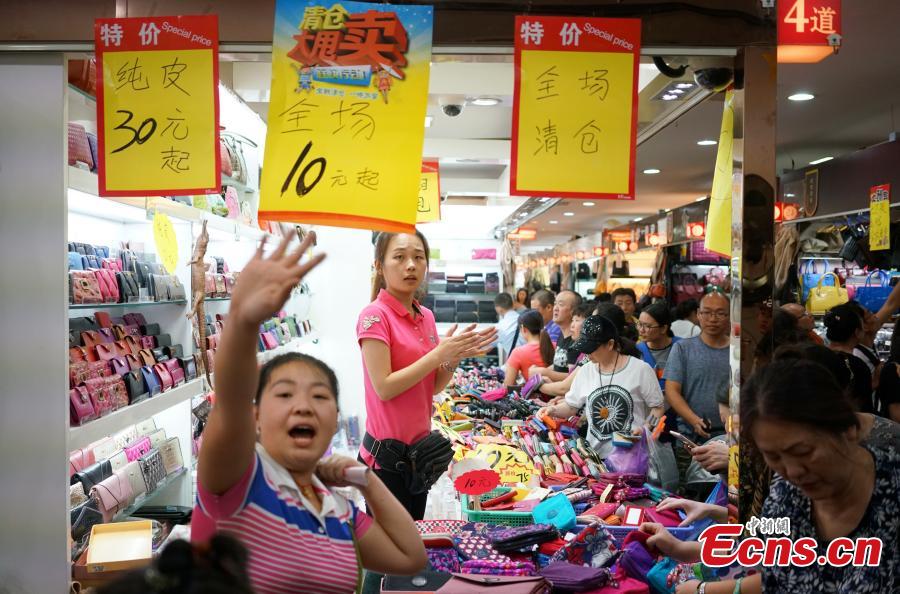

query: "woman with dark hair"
left=194, top=231, right=427, bottom=593
left=824, top=303, right=875, bottom=413
left=503, top=309, right=555, bottom=386
left=358, top=231, right=495, bottom=519
left=876, top=321, right=900, bottom=422
left=514, top=287, right=529, bottom=312
left=753, top=309, right=809, bottom=369
left=636, top=302, right=680, bottom=390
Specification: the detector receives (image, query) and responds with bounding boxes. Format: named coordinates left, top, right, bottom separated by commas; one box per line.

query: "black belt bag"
left=364, top=431, right=454, bottom=495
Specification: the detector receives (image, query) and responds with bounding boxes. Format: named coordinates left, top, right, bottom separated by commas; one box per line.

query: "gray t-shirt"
left=663, top=336, right=729, bottom=439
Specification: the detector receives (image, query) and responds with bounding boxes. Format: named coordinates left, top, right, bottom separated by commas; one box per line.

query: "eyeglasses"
left=636, top=322, right=661, bottom=330
left=698, top=310, right=729, bottom=320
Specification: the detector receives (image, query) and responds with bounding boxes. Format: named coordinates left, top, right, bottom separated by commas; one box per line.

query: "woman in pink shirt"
left=358, top=231, right=496, bottom=519
left=195, top=231, right=426, bottom=593
left=503, top=308, right=554, bottom=386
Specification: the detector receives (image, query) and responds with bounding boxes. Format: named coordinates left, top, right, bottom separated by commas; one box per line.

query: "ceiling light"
left=785, top=193, right=795, bottom=198
left=788, top=92, right=815, bottom=102
left=696, top=196, right=707, bottom=202
left=583, top=201, right=595, bottom=206
left=809, top=156, right=833, bottom=165
left=549, top=220, right=558, bottom=224
left=670, top=89, right=685, bottom=95
left=425, top=116, right=433, bottom=127
left=662, top=94, right=678, bottom=101
left=470, top=96, right=501, bottom=106
left=633, top=217, right=642, bottom=222
left=676, top=83, right=694, bottom=89
left=563, top=212, right=575, bottom=217
left=697, top=139, right=717, bottom=146
left=538, top=197, right=551, bottom=203
left=643, top=168, right=661, bottom=175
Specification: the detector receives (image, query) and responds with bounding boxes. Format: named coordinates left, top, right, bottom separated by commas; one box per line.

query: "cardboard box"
left=85, top=520, right=153, bottom=573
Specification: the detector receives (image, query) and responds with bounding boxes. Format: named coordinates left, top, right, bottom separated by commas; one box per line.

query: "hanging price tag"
left=869, top=184, right=891, bottom=251
left=152, top=212, right=179, bottom=273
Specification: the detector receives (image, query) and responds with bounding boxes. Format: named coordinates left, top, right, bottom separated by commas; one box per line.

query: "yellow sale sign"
left=705, top=89, right=735, bottom=258
left=259, top=1, right=433, bottom=233
left=512, top=17, right=641, bottom=199
left=95, top=16, right=220, bottom=196
left=469, top=444, right=535, bottom=485
left=417, top=160, right=441, bottom=223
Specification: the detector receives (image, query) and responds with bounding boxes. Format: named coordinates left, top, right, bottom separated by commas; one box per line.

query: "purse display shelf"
left=68, top=166, right=268, bottom=243
left=257, top=333, right=317, bottom=364
left=112, top=467, right=188, bottom=523
left=69, top=379, right=203, bottom=451
left=70, top=300, right=187, bottom=310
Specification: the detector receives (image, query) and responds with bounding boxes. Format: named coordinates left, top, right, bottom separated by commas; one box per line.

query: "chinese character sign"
left=869, top=184, right=891, bottom=251
left=94, top=16, right=219, bottom=197
left=778, top=0, right=841, bottom=45
left=512, top=17, right=640, bottom=199
left=417, top=159, right=440, bottom=223
left=260, top=1, right=433, bottom=233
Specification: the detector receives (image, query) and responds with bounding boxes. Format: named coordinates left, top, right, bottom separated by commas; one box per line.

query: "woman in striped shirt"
left=193, top=231, right=427, bottom=593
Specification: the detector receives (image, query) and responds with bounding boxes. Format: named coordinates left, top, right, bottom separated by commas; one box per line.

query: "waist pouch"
left=365, top=430, right=454, bottom=495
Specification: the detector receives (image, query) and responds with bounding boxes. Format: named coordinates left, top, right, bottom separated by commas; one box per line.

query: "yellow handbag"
left=806, top=272, right=848, bottom=315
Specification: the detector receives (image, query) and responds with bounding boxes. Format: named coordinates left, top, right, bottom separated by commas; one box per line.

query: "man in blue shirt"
left=531, top=289, right=562, bottom=343
left=493, top=293, right=524, bottom=364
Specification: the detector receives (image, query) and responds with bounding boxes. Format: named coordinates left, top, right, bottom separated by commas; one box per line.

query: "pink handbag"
left=124, top=436, right=152, bottom=462
left=261, top=332, right=278, bottom=350
left=471, top=248, right=497, bottom=260
left=224, top=186, right=240, bottom=219
left=69, top=448, right=96, bottom=477
left=70, top=386, right=97, bottom=426
left=163, top=358, right=185, bottom=386
left=68, top=122, right=94, bottom=169
left=91, top=470, right=134, bottom=522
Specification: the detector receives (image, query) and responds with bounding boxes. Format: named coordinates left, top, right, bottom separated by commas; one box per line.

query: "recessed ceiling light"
left=676, top=83, right=694, bottom=89
left=697, top=139, right=717, bottom=146
left=809, top=156, right=833, bottom=165
left=538, top=197, right=551, bottom=203
left=425, top=116, right=433, bottom=127
left=670, top=89, right=685, bottom=95
left=788, top=92, right=815, bottom=102
left=563, top=212, right=575, bottom=217
left=583, top=201, right=595, bottom=206
left=785, top=193, right=796, bottom=198
left=662, top=94, right=678, bottom=101
left=643, top=168, right=661, bottom=175
left=695, top=196, right=707, bottom=202
left=470, top=96, right=501, bottom=106
left=549, top=220, right=558, bottom=224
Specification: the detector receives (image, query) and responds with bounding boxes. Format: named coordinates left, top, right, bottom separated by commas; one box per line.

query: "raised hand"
left=230, top=229, right=325, bottom=328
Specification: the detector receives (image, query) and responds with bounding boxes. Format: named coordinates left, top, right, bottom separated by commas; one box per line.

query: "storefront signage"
left=259, top=1, right=433, bottom=233
left=94, top=15, right=220, bottom=197
left=511, top=16, right=641, bottom=199
left=869, top=184, right=891, bottom=251
left=778, top=0, right=841, bottom=45
left=705, top=89, right=734, bottom=257
left=417, top=159, right=441, bottom=223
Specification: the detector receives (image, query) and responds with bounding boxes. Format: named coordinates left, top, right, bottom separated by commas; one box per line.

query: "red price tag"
left=454, top=469, right=501, bottom=496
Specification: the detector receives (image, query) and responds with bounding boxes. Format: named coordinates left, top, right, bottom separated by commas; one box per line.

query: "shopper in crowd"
left=611, top=287, right=639, bottom=340
left=636, top=302, right=680, bottom=390
left=530, top=289, right=563, bottom=343
left=100, top=535, right=254, bottom=594
left=358, top=231, right=495, bottom=519
left=593, top=302, right=643, bottom=359
left=528, top=290, right=583, bottom=382
left=670, top=298, right=701, bottom=339
left=493, top=292, right=523, bottom=364
left=195, top=231, right=427, bottom=593
left=535, top=303, right=596, bottom=399
left=846, top=301, right=882, bottom=376
left=514, top=288, right=529, bottom=312
left=780, top=302, right=824, bottom=344
left=823, top=303, right=875, bottom=414
left=539, top=315, right=665, bottom=458
left=664, top=292, right=730, bottom=482
left=876, top=321, right=900, bottom=422
left=503, top=309, right=554, bottom=386
left=594, top=291, right=612, bottom=304
left=753, top=309, right=809, bottom=370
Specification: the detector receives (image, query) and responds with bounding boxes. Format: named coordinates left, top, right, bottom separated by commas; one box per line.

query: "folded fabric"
left=461, top=560, right=537, bottom=577
left=540, top=562, right=611, bottom=592
left=491, top=523, right=559, bottom=553
left=427, top=547, right=461, bottom=574
left=454, top=534, right=512, bottom=563
left=550, top=522, right=617, bottom=568
left=644, top=507, right=683, bottom=528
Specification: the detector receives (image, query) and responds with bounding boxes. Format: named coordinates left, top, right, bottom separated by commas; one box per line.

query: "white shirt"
left=565, top=357, right=664, bottom=458
left=496, top=309, right=524, bottom=364
left=671, top=319, right=701, bottom=339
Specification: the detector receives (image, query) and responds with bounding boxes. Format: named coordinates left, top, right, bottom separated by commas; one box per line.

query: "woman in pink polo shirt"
left=358, top=231, right=496, bottom=519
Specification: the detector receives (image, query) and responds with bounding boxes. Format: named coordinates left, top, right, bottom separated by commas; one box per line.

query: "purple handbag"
left=454, top=534, right=512, bottom=563
left=490, top=524, right=558, bottom=553
left=427, top=547, right=460, bottom=573
left=618, top=533, right=657, bottom=583
left=461, top=560, right=536, bottom=577
left=539, top=562, right=610, bottom=591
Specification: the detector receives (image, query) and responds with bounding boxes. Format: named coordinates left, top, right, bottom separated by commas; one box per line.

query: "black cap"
left=571, top=315, right=619, bottom=354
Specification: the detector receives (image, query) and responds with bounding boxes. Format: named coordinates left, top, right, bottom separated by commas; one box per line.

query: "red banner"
left=778, top=0, right=841, bottom=45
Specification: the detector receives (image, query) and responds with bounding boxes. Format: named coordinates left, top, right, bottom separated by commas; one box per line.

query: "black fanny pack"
left=364, top=431, right=454, bottom=495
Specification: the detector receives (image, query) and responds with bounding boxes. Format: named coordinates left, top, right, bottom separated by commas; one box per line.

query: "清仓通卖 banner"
left=259, top=0, right=433, bottom=233
left=94, top=15, right=220, bottom=197
left=511, top=16, right=641, bottom=199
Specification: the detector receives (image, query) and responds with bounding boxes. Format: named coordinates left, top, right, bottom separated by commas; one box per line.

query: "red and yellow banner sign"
left=259, top=1, right=433, bottom=233
left=778, top=0, right=841, bottom=45
left=511, top=16, right=641, bottom=199
left=94, top=15, right=220, bottom=197
left=417, top=159, right=441, bottom=223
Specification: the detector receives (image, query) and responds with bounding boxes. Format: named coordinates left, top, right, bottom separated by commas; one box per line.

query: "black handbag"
left=125, top=370, right=149, bottom=404
left=69, top=316, right=99, bottom=335
left=364, top=431, right=454, bottom=495
left=116, top=271, right=139, bottom=302
left=155, top=334, right=173, bottom=348
left=179, top=356, right=197, bottom=380
left=611, top=259, right=630, bottom=277
left=71, top=496, right=104, bottom=542
left=141, top=323, right=161, bottom=336
left=72, top=459, right=112, bottom=492
left=151, top=347, right=169, bottom=362
left=165, top=344, right=184, bottom=359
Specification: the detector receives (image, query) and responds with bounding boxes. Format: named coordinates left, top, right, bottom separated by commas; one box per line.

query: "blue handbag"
left=68, top=252, right=84, bottom=270
left=532, top=493, right=577, bottom=532
left=646, top=557, right=679, bottom=594
left=855, top=270, right=892, bottom=313
left=800, top=259, right=833, bottom=303
left=140, top=366, right=161, bottom=397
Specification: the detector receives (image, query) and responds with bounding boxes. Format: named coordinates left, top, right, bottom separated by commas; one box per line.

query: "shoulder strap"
left=636, top=341, right=655, bottom=365
left=510, top=324, right=521, bottom=356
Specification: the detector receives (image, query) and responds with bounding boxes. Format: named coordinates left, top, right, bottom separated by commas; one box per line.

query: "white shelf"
left=67, top=166, right=268, bottom=242
left=114, top=467, right=188, bottom=521
left=257, top=333, right=318, bottom=364
left=69, top=379, right=204, bottom=451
